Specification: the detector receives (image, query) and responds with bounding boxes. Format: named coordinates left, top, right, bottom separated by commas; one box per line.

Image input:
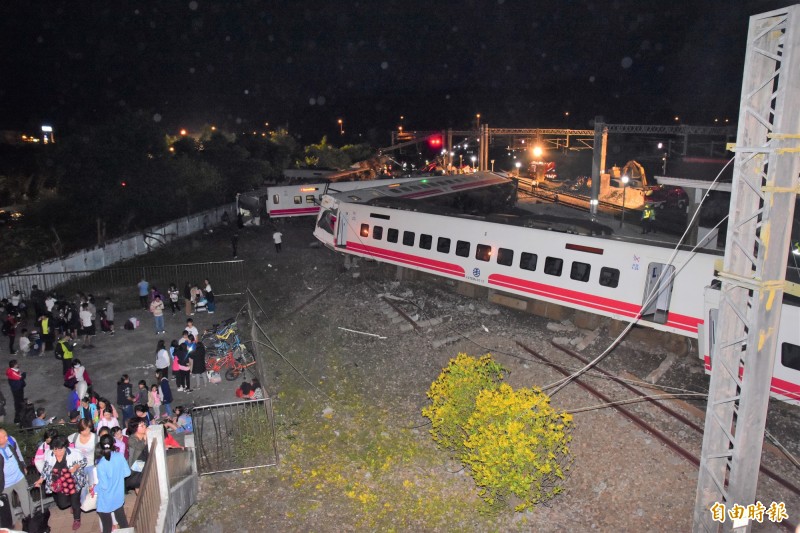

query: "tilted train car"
left=313, top=173, right=800, bottom=405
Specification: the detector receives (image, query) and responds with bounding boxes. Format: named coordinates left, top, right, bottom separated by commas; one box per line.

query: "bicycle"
left=206, top=349, right=257, bottom=381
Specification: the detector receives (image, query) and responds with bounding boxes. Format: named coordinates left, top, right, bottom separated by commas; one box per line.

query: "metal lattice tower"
left=693, top=6, right=800, bottom=533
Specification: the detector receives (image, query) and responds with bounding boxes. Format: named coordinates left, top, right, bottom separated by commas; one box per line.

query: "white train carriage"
left=313, top=173, right=800, bottom=405
left=265, top=176, right=429, bottom=219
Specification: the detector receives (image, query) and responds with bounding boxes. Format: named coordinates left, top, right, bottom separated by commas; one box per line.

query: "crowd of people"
left=0, top=280, right=225, bottom=532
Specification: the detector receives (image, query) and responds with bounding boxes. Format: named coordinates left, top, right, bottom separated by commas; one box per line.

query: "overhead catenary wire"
left=544, top=156, right=735, bottom=396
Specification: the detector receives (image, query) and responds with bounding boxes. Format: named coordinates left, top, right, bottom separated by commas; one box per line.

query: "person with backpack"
left=167, top=284, right=180, bottom=316
left=0, top=428, right=32, bottom=521
left=117, top=375, right=135, bottom=424
left=34, top=435, right=88, bottom=531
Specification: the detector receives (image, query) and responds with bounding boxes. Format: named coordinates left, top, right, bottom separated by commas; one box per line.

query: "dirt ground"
left=152, top=217, right=799, bottom=532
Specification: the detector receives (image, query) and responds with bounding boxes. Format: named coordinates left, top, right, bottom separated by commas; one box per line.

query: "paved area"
left=11, top=299, right=246, bottom=425
left=3, top=295, right=247, bottom=530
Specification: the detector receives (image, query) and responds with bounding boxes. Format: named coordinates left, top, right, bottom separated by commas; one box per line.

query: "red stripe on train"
left=346, top=242, right=466, bottom=277
left=269, top=207, right=320, bottom=217
left=489, top=273, right=701, bottom=334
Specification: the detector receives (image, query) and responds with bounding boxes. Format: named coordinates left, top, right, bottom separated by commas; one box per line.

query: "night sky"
left=1, top=1, right=795, bottom=142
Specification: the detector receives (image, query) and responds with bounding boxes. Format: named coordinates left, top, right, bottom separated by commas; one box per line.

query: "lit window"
left=475, top=244, right=492, bottom=262
left=360, top=224, right=370, bottom=238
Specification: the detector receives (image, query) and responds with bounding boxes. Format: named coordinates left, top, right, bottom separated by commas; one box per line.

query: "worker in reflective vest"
left=642, top=204, right=656, bottom=234
left=38, top=314, right=54, bottom=352
left=55, top=333, right=76, bottom=375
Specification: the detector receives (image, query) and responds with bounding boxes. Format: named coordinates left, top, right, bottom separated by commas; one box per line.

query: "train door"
left=640, top=262, right=675, bottom=324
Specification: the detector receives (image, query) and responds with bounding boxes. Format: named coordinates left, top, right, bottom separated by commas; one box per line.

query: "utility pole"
left=693, top=6, right=800, bottom=532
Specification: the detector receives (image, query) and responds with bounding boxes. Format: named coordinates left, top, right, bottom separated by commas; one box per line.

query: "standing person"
left=174, top=343, right=191, bottom=392
left=190, top=339, right=207, bottom=390
left=203, top=279, right=215, bottom=314
left=167, top=284, right=180, bottom=316
left=183, top=282, right=193, bottom=317
left=185, top=319, right=199, bottom=340
left=147, top=385, right=162, bottom=419
left=133, top=380, right=148, bottom=407
left=117, top=375, right=135, bottom=424
left=231, top=232, right=239, bottom=259
left=157, top=370, right=173, bottom=418
left=17, top=328, right=31, bottom=356
left=0, top=428, right=31, bottom=522
left=38, top=313, right=54, bottom=352
left=125, top=417, right=149, bottom=492
left=6, top=360, right=25, bottom=424
left=34, top=435, right=87, bottom=531
left=96, top=408, right=120, bottom=433
left=149, top=295, right=165, bottom=335
left=272, top=228, right=283, bottom=252
left=641, top=203, right=656, bottom=234
left=155, top=340, right=171, bottom=379
left=137, top=278, right=149, bottom=310
left=65, top=358, right=92, bottom=400
left=56, top=332, right=77, bottom=375
left=2, top=313, right=18, bottom=354
left=68, top=419, right=97, bottom=484
left=95, top=434, right=131, bottom=533
left=30, top=284, right=46, bottom=318
left=77, top=397, right=97, bottom=429
left=104, top=296, right=115, bottom=335
left=79, top=302, right=95, bottom=348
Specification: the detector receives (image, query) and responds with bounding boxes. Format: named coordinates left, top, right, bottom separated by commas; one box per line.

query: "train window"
left=781, top=342, right=800, bottom=372
left=475, top=244, right=492, bottom=262
left=360, top=224, right=370, bottom=238
left=497, top=248, right=514, bottom=266
left=293, top=196, right=302, bottom=205
left=570, top=262, right=591, bottom=282
left=520, top=252, right=538, bottom=271
left=437, top=237, right=451, bottom=253
left=306, top=195, right=315, bottom=204
left=387, top=228, right=399, bottom=243
left=272, top=194, right=280, bottom=205
left=373, top=226, right=383, bottom=240
left=456, top=240, right=470, bottom=258
left=420, top=234, right=432, bottom=250
left=599, top=267, right=620, bottom=288
left=403, top=231, right=415, bottom=246
left=544, top=257, right=564, bottom=276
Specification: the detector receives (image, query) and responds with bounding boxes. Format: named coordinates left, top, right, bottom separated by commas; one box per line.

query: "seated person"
left=134, top=404, right=152, bottom=427
left=162, top=406, right=193, bottom=434
left=235, top=381, right=254, bottom=400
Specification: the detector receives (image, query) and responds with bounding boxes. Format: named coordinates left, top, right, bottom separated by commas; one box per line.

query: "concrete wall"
left=6, top=203, right=235, bottom=277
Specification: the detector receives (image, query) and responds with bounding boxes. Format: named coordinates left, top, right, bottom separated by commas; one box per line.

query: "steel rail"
left=548, top=341, right=800, bottom=499
left=515, top=341, right=796, bottom=532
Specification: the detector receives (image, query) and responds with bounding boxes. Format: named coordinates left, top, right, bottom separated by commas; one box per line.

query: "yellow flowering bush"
left=463, top=384, right=573, bottom=511
left=422, top=354, right=573, bottom=512
left=421, top=353, right=505, bottom=455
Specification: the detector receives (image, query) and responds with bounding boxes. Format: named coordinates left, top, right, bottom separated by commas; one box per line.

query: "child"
left=133, top=380, right=148, bottom=406
left=96, top=408, right=120, bottom=432
left=148, top=384, right=162, bottom=418
left=111, top=426, right=127, bottom=459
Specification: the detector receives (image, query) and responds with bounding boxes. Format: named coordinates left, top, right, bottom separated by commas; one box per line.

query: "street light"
left=338, top=119, right=343, bottom=135
left=490, top=159, right=495, bottom=172
left=515, top=161, right=521, bottom=176
left=470, top=155, right=476, bottom=171
left=620, top=175, right=629, bottom=228
left=476, top=113, right=481, bottom=131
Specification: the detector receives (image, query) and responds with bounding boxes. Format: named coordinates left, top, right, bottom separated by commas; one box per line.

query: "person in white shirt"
left=79, top=303, right=95, bottom=348
left=17, top=329, right=31, bottom=356
left=185, top=319, right=198, bottom=340
left=272, top=230, right=283, bottom=252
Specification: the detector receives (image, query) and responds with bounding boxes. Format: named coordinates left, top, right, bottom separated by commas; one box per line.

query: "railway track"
left=515, top=340, right=799, bottom=531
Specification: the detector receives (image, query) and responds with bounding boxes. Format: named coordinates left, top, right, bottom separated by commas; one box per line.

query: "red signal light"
left=428, top=135, right=443, bottom=148
left=121, top=181, right=127, bottom=187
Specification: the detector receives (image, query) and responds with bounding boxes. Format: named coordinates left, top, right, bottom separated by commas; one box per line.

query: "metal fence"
left=130, top=439, right=162, bottom=533
left=0, top=260, right=246, bottom=310
left=192, top=398, right=278, bottom=475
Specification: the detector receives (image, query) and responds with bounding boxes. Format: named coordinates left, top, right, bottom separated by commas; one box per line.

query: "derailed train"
left=313, top=172, right=800, bottom=405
